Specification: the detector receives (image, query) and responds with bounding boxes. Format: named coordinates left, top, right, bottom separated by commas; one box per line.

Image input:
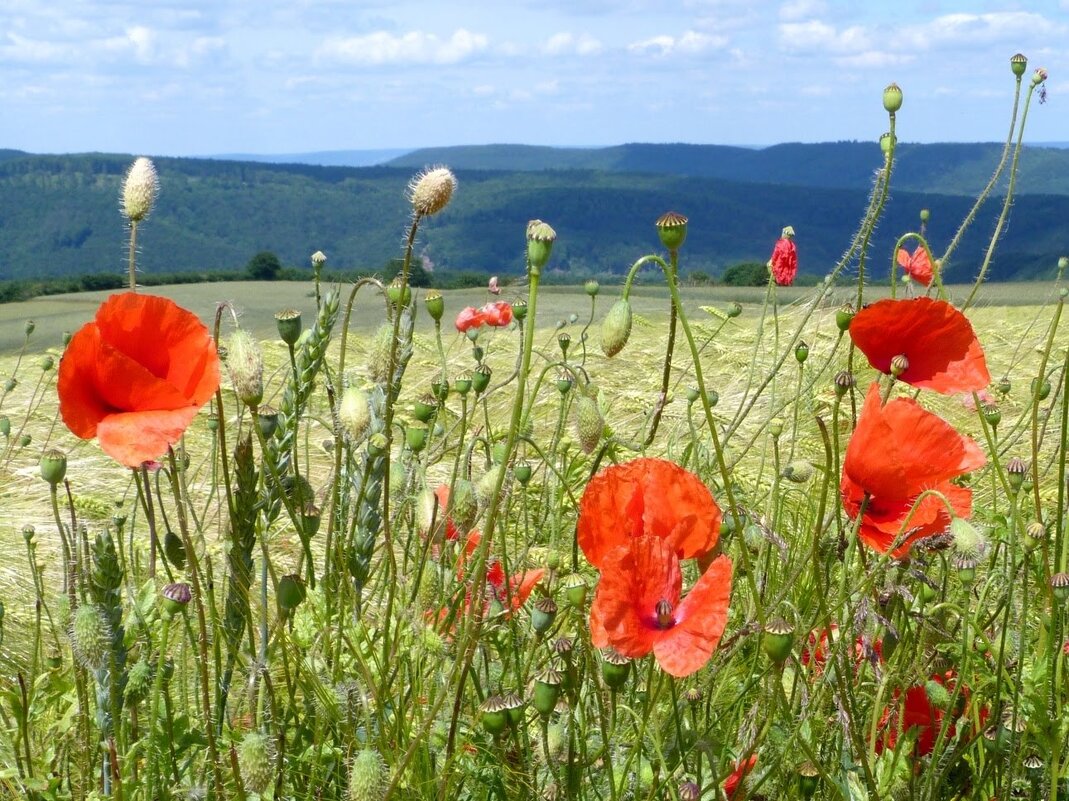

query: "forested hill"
left=0, top=144, right=1064, bottom=283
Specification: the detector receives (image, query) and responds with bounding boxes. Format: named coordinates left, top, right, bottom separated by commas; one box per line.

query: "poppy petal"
left=96, top=407, right=200, bottom=467
left=57, top=323, right=110, bottom=438
left=653, top=554, right=732, bottom=677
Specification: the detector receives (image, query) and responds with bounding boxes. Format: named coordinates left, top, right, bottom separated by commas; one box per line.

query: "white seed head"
left=122, top=157, right=159, bottom=222
left=408, top=166, right=456, bottom=217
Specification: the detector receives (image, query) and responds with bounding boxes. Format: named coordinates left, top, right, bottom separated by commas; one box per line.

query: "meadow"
left=1, top=66, right=1068, bottom=801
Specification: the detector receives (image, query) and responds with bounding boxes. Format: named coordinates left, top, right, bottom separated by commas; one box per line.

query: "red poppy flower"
left=800, top=624, right=882, bottom=674
left=458, top=532, right=543, bottom=611
left=842, top=383, right=985, bottom=557
left=454, top=301, right=513, bottom=333
left=849, top=298, right=990, bottom=394
left=724, top=754, right=757, bottom=799
left=433, top=485, right=462, bottom=542
left=769, top=236, right=797, bottom=286
left=58, top=293, right=220, bottom=467
left=876, top=671, right=981, bottom=757
left=897, top=246, right=934, bottom=286
left=577, top=458, right=721, bottom=570
left=589, top=536, right=732, bottom=678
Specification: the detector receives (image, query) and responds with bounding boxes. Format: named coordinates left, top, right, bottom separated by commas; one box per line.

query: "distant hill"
left=389, top=142, right=1069, bottom=197
left=208, top=149, right=412, bottom=167
left=0, top=147, right=1064, bottom=284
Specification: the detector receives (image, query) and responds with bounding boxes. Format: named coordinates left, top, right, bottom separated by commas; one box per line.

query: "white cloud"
left=779, top=0, right=827, bottom=22
left=543, top=32, right=602, bottom=56
left=902, top=12, right=1058, bottom=49
left=319, top=28, right=489, bottom=66
left=628, top=30, right=727, bottom=56
left=778, top=20, right=871, bottom=54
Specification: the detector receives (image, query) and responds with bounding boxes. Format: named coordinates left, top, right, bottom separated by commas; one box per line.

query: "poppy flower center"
left=655, top=599, right=675, bottom=630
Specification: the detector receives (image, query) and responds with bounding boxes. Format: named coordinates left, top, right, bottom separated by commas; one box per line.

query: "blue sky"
left=1, top=0, right=1066, bottom=156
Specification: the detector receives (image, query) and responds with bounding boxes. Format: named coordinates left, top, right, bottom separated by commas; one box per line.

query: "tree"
left=721, top=261, right=770, bottom=287
left=246, top=251, right=282, bottom=280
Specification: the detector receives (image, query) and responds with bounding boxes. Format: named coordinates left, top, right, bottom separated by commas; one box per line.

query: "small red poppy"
left=577, top=458, right=721, bottom=570
left=455, top=301, right=513, bottom=333
left=849, top=298, right=990, bottom=394
left=897, top=246, right=934, bottom=286
left=58, top=293, right=220, bottom=467
left=723, top=754, right=757, bottom=799
left=842, top=383, right=985, bottom=557
left=769, top=237, right=797, bottom=286
left=589, top=536, right=732, bottom=678
left=876, top=671, right=982, bottom=757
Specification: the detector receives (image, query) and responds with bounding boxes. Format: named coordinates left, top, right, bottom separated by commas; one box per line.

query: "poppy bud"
left=409, top=166, right=457, bottom=217
left=1010, top=53, right=1027, bottom=77
left=531, top=597, right=557, bottom=634
left=512, top=299, right=528, bottom=321
left=761, top=619, right=795, bottom=665
left=368, top=324, right=394, bottom=384
left=919, top=208, right=930, bottom=224
left=278, top=574, right=307, bottom=611
left=0, top=416, right=8, bottom=437
left=584, top=279, right=599, bottom=297
left=601, top=299, right=633, bottom=357
left=1051, top=572, right=1069, bottom=602
left=418, top=291, right=444, bottom=325
left=71, top=603, right=110, bottom=667
left=795, top=341, right=809, bottom=364
left=24, top=319, right=36, bottom=338
left=275, top=309, right=303, bottom=346
left=1060, top=256, right=1069, bottom=273
left=338, top=386, right=371, bottom=443
left=925, top=679, right=951, bottom=709
left=768, top=418, right=784, bottom=438
left=882, top=82, right=903, bottom=113
left=526, top=220, right=557, bottom=272
left=480, top=695, right=510, bottom=736
left=655, top=211, right=688, bottom=252
left=686, top=388, right=700, bottom=405
left=163, top=529, right=186, bottom=570
left=950, top=517, right=986, bottom=556
left=62, top=331, right=72, bottom=346
left=39, top=448, right=67, bottom=487
left=348, top=749, right=387, bottom=801
left=683, top=687, right=703, bottom=704
left=533, top=667, right=563, bottom=717
left=600, top=648, right=631, bottom=690
left=227, top=329, right=264, bottom=408
left=574, top=393, right=603, bottom=454
left=122, top=156, right=159, bottom=223
left=367, top=432, right=388, bottom=457
left=161, top=582, right=191, bottom=617
left=783, top=460, right=813, bottom=483
left=238, top=732, right=275, bottom=796
left=472, top=364, right=492, bottom=394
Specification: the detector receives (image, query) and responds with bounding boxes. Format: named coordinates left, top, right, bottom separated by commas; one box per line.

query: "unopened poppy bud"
left=1051, top=572, right=1069, bottom=601
left=226, top=330, right=264, bottom=407
left=574, top=393, right=603, bottom=454
left=122, top=157, right=159, bottom=223
left=1006, top=457, right=1028, bottom=491
left=275, top=309, right=303, bottom=346
left=161, top=582, right=191, bottom=616
left=409, top=166, right=457, bottom=217
left=835, top=304, right=855, bottom=332
left=950, top=517, right=986, bottom=556
left=526, top=220, right=557, bottom=272
left=1010, top=53, right=1027, bottom=77
left=600, top=648, right=631, bottom=689
left=533, top=667, right=563, bottom=717
left=368, top=323, right=394, bottom=384
left=39, top=448, right=67, bottom=487
left=890, top=354, right=909, bottom=377
left=726, top=302, right=742, bottom=318
left=883, top=82, right=903, bottom=113
left=686, top=388, right=700, bottom=405
left=795, top=341, right=809, bottom=364
left=655, top=211, right=688, bottom=251
left=386, top=277, right=412, bottom=309
left=783, top=460, right=814, bottom=483
left=425, top=290, right=445, bottom=322
left=39, top=355, right=54, bottom=371
left=531, top=597, right=557, bottom=633
left=512, top=299, right=528, bottom=320
left=920, top=208, right=930, bottom=224
left=1032, top=377, right=1051, bottom=401
left=277, top=574, right=306, bottom=611
left=238, top=732, right=275, bottom=796
left=584, top=279, right=600, bottom=297
left=762, top=619, right=795, bottom=664
left=601, top=298, right=633, bottom=357
left=472, top=364, right=492, bottom=394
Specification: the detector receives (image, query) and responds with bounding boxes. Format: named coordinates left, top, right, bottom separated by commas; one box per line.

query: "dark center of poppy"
left=655, top=599, right=675, bottom=630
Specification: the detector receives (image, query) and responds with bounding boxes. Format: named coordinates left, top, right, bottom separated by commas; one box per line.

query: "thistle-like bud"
left=71, top=603, right=110, bottom=668
left=226, top=330, right=264, bottom=407
left=122, top=156, right=159, bottom=223
left=950, top=517, right=986, bottom=557
left=275, top=309, right=303, bottom=346
left=600, top=298, right=633, bottom=357
left=1010, top=53, right=1028, bottom=77
left=883, top=83, right=903, bottom=113
left=238, top=732, right=275, bottom=795
left=425, top=290, right=445, bottom=322
left=574, top=392, right=603, bottom=454
left=39, top=448, right=67, bottom=487
left=348, top=749, right=388, bottom=801
left=368, top=324, right=394, bottom=384
left=655, top=211, right=688, bottom=252
left=409, top=166, right=456, bottom=217
left=526, top=220, right=557, bottom=272
left=335, top=386, right=369, bottom=443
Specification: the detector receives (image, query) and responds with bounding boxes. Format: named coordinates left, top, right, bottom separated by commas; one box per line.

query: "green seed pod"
left=761, top=619, right=795, bottom=665
left=454, top=372, right=472, bottom=395
left=24, top=319, right=35, bottom=337
left=835, top=304, right=855, bottom=332
left=424, top=290, right=445, bottom=323
left=163, top=529, right=186, bottom=570
left=526, top=220, right=557, bottom=272
left=557, top=332, right=571, bottom=358
left=584, top=279, right=599, bottom=297
left=348, top=749, right=388, bottom=801
left=431, top=379, right=449, bottom=401
left=726, top=302, right=742, bottom=319
left=686, top=388, right=700, bottom=405
left=880, top=131, right=896, bottom=155
left=39, top=448, right=67, bottom=487
left=1032, top=378, right=1051, bottom=401
left=556, top=374, right=573, bottom=395
left=257, top=406, right=279, bottom=438
left=563, top=573, right=587, bottom=608
left=1010, top=53, right=1027, bottom=77
left=798, top=763, right=820, bottom=798
left=161, top=582, right=191, bottom=617
left=600, top=649, right=631, bottom=690
left=1051, top=572, right=1069, bottom=602
left=512, top=299, right=528, bottom=321
left=883, top=82, right=903, bottom=113
left=502, top=692, right=525, bottom=727
left=531, top=597, right=557, bottom=634
left=22, top=524, right=34, bottom=543
left=18, top=434, right=31, bottom=448
left=514, top=461, right=532, bottom=485
left=472, top=364, right=492, bottom=394
left=600, top=299, right=633, bottom=358
left=533, top=668, right=563, bottom=717
left=795, top=341, right=809, bottom=364
left=38, top=355, right=54, bottom=372
left=238, top=732, right=275, bottom=795
left=275, top=309, right=303, bottom=346
left=412, top=396, right=437, bottom=424
left=997, top=376, right=1011, bottom=395
left=406, top=423, right=428, bottom=453
left=480, top=695, right=510, bottom=736
left=0, top=416, right=9, bottom=437
left=982, top=404, right=1001, bottom=427
left=655, top=211, right=688, bottom=252
left=3, top=378, right=15, bottom=394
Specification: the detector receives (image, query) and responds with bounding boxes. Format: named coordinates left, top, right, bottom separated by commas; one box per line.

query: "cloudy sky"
left=1, top=0, right=1066, bottom=156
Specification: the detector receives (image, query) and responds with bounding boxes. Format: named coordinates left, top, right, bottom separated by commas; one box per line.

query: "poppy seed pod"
left=512, top=299, right=528, bottom=320
left=1010, top=53, right=1027, bottom=77
left=584, top=279, right=599, bottom=297
left=526, top=220, right=557, bottom=272
left=274, top=309, right=303, bottom=346
left=655, top=211, right=688, bottom=252
left=600, top=649, right=631, bottom=690
left=472, top=364, right=492, bottom=394
left=161, top=582, right=192, bottom=616
left=424, top=290, right=444, bottom=322
left=408, top=166, right=456, bottom=217
left=277, top=574, right=306, bottom=611
left=762, top=619, right=795, bottom=665
left=39, top=448, right=67, bottom=487
left=883, top=82, right=903, bottom=113
left=533, top=667, right=563, bottom=717
left=480, top=695, right=510, bottom=736
left=122, top=156, right=159, bottom=223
